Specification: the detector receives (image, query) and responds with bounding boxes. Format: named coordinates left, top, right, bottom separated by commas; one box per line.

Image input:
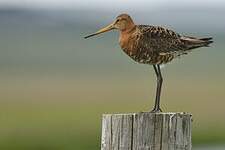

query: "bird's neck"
left=119, top=25, right=136, bottom=42
left=119, top=25, right=137, bottom=53
left=120, top=25, right=136, bottom=34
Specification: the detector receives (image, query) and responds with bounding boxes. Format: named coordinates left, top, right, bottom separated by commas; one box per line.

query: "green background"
left=0, top=4, right=225, bottom=149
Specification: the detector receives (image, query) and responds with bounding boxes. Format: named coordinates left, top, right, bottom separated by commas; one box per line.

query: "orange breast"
left=119, top=32, right=137, bottom=56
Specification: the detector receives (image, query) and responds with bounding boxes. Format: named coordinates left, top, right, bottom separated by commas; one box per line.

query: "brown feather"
left=119, top=25, right=213, bottom=65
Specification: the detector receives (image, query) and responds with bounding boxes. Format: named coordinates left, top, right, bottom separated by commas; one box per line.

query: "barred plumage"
left=120, top=24, right=212, bottom=65
left=85, top=13, right=213, bottom=112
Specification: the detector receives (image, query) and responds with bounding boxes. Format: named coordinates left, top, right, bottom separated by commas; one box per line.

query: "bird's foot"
left=150, top=108, right=162, bottom=113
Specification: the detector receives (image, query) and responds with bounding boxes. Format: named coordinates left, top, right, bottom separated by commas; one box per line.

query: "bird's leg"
left=151, top=65, right=163, bottom=113
left=156, top=65, right=163, bottom=111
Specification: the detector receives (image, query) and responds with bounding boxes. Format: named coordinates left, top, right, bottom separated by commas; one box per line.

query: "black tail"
left=199, top=37, right=213, bottom=46
left=181, top=36, right=213, bottom=50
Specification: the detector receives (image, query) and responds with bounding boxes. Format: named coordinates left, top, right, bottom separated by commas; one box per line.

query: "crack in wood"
left=101, top=113, right=192, bottom=150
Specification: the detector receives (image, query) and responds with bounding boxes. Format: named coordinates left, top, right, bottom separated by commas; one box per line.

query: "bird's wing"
left=136, top=25, right=186, bottom=54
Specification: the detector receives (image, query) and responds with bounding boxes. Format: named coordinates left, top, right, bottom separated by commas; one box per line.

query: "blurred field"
left=1, top=74, right=225, bottom=149
left=0, top=7, right=225, bottom=150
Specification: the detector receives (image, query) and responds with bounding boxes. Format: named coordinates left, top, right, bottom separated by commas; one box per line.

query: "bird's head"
left=114, top=14, right=135, bottom=31
left=84, top=14, right=135, bottom=39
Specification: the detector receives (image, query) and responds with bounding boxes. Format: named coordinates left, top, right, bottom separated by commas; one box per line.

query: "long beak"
left=84, top=22, right=115, bottom=39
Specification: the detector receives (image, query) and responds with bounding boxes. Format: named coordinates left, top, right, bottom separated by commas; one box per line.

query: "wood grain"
left=101, top=112, right=192, bottom=150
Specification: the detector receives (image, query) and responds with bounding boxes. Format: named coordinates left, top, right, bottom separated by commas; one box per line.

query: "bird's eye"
left=116, top=19, right=120, bottom=23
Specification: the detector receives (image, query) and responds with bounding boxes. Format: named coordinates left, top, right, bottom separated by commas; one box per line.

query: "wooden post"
left=101, top=112, right=192, bottom=150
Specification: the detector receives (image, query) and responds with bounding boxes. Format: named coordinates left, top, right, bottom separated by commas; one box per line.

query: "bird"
left=84, top=14, right=213, bottom=112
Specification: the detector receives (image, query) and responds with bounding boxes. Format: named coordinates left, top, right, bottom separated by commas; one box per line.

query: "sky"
left=0, top=0, right=225, bottom=9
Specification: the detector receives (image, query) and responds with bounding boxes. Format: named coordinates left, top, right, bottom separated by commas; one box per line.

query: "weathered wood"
left=101, top=112, right=192, bottom=150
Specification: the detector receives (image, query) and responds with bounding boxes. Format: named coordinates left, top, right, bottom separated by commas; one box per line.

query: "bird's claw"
left=150, top=108, right=162, bottom=113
